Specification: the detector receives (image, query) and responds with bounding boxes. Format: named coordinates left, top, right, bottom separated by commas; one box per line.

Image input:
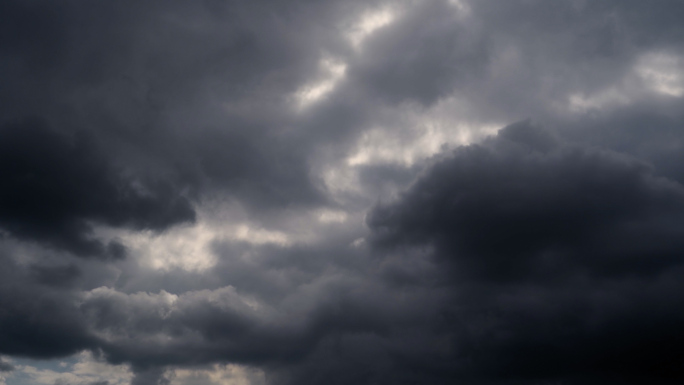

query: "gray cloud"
left=0, top=253, right=96, bottom=358
left=369, top=121, right=684, bottom=281
left=2, top=0, right=684, bottom=384
left=0, top=357, right=13, bottom=372
left=0, top=118, right=195, bottom=257
left=367, top=121, right=684, bottom=383
left=350, top=1, right=488, bottom=106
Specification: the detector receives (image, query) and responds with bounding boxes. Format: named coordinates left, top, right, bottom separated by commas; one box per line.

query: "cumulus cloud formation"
left=2, top=0, right=684, bottom=384
left=368, top=121, right=684, bottom=382
left=369, top=121, right=684, bottom=281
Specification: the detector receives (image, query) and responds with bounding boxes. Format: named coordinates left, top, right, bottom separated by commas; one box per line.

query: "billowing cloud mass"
left=2, top=0, right=684, bottom=384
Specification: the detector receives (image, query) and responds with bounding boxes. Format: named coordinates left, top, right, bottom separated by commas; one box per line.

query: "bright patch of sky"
left=346, top=7, right=397, bottom=49
left=565, top=50, right=684, bottom=113
left=319, top=96, right=502, bottom=202
left=2, top=351, right=263, bottom=385
left=294, top=5, right=402, bottom=110
left=346, top=122, right=499, bottom=167
left=3, top=352, right=132, bottom=385
left=167, top=364, right=266, bottom=385
left=567, top=87, right=632, bottom=113
left=294, top=58, right=347, bottom=109
left=637, top=51, right=684, bottom=97
left=446, top=0, right=471, bottom=15
left=94, top=212, right=295, bottom=272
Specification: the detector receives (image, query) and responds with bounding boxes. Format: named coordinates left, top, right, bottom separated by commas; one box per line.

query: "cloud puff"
left=369, top=121, right=684, bottom=280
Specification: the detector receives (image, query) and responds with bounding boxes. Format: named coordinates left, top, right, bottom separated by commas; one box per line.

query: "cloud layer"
left=2, top=1, right=684, bottom=384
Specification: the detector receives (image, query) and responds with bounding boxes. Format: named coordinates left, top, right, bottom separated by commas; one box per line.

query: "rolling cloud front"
left=2, top=1, right=684, bottom=384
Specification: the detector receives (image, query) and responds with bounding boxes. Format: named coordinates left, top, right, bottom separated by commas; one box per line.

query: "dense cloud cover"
left=370, top=121, right=684, bottom=281
left=2, top=0, right=684, bottom=384
left=369, top=121, right=684, bottom=383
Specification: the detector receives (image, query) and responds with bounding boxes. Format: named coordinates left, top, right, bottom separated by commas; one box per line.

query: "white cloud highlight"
left=295, top=58, right=347, bottom=109
left=17, top=352, right=132, bottom=385
left=346, top=7, right=396, bottom=49
left=637, top=52, right=684, bottom=97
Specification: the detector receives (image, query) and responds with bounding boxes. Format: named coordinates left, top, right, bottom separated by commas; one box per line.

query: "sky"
left=1, top=0, right=684, bottom=384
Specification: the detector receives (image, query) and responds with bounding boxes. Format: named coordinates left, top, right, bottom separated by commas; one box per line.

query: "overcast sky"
left=2, top=1, right=684, bottom=384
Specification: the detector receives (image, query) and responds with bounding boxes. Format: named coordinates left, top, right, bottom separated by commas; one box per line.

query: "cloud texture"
left=2, top=0, right=684, bottom=384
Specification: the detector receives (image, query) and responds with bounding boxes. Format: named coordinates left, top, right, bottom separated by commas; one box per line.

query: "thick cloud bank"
left=369, top=121, right=684, bottom=383
left=2, top=0, right=684, bottom=384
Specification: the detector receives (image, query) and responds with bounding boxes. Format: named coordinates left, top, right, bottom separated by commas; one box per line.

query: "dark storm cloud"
left=367, top=121, right=684, bottom=383
left=0, top=253, right=95, bottom=359
left=0, top=0, right=341, bottom=213
left=0, top=119, right=195, bottom=257
left=2, top=0, right=684, bottom=384
left=369, top=120, right=684, bottom=281
left=0, top=0, right=361, bottom=369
